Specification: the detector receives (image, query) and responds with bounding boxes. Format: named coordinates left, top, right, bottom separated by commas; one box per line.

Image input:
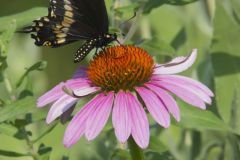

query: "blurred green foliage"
left=0, top=0, right=240, bottom=160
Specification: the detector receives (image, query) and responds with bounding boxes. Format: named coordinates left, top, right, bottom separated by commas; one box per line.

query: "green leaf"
left=0, top=21, right=16, bottom=76
left=190, top=131, right=201, bottom=160
left=33, top=123, right=58, bottom=143
left=171, top=27, right=187, bottom=50
left=16, top=61, right=47, bottom=88
left=147, top=136, right=168, bottom=153
left=140, top=37, right=175, bottom=57
left=111, top=149, right=131, bottom=160
left=0, top=123, right=18, bottom=136
left=178, top=101, right=235, bottom=134
left=0, top=96, right=37, bottom=123
left=210, top=1, right=240, bottom=133
left=165, top=0, right=199, bottom=5
left=143, top=0, right=165, bottom=14
left=62, top=156, right=69, bottom=160
left=128, top=137, right=144, bottom=160
left=114, top=3, right=140, bottom=14
left=0, top=21, right=16, bottom=57
left=0, top=7, right=47, bottom=32
left=232, top=0, right=240, bottom=24
left=143, top=0, right=199, bottom=14
left=38, top=144, right=52, bottom=160
left=0, top=149, right=30, bottom=157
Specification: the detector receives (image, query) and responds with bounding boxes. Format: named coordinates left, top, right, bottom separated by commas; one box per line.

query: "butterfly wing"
left=22, top=0, right=109, bottom=47
left=74, top=0, right=109, bottom=35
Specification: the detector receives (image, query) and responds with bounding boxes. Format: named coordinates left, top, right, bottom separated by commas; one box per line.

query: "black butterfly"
left=21, top=0, right=117, bottom=63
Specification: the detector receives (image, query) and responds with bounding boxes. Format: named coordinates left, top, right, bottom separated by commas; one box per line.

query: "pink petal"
left=152, top=78, right=212, bottom=104
left=73, top=85, right=100, bottom=97
left=136, top=87, right=170, bottom=128
left=112, top=91, right=131, bottom=143
left=46, top=95, right=78, bottom=124
left=149, top=81, right=206, bottom=109
left=63, top=94, right=104, bottom=148
left=72, top=67, right=88, bottom=79
left=127, top=92, right=149, bottom=149
left=153, top=49, right=197, bottom=74
left=85, top=92, right=114, bottom=141
left=66, top=78, right=91, bottom=89
left=37, top=82, right=65, bottom=107
left=152, top=75, right=214, bottom=97
left=145, top=84, right=180, bottom=121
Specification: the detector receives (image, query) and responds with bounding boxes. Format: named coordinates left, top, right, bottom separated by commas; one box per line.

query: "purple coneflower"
left=37, top=46, right=213, bottom=149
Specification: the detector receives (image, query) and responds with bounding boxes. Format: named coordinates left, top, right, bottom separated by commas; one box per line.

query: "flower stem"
left=2, top=71, right=16, bottom=101
left=22, top=127, right=39, bottom=160
left=128, top=137, right=144, bottom=160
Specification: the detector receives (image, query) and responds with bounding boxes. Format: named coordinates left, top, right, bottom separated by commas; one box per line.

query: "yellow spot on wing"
left=57, top=38, right=66, bottom=44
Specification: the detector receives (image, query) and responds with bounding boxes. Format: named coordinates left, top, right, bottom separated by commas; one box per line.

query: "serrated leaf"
left=0, top=96, right=37, bottom=123
left=16, top=61, right=47, bottom=88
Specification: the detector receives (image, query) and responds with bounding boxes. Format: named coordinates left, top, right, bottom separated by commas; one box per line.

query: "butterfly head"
left=104, top=33, right=117, bottom=42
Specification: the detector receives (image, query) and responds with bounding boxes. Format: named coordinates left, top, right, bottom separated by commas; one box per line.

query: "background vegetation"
left=0, top=0, right=240, bottom=159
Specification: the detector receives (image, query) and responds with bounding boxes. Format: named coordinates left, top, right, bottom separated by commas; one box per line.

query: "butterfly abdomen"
left=74, top=39, right=97, bottom=63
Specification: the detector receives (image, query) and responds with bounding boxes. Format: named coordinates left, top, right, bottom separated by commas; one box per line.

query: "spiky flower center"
left=87, top=45, right=154, bottom=92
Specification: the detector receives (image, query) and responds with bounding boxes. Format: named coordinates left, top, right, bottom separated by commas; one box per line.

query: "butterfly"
left=21, top=0, right=117, bottom=63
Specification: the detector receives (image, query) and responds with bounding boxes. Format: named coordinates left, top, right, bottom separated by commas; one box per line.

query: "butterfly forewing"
left=74, top=0, right=109, bottom=34
left=24, top=0, right=109, bottom=47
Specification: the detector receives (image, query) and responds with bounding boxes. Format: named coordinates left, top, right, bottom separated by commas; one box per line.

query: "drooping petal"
left=37, top=82, right=65, bottom=107
left=85, top=92, right=114, bottom=141
left=127, top=92, right=149, bottom=149
left=136, top=87, right=170, bottom=128
left=46, top=95, right=78, bottom=124
left=145, top=84, right=180, bottom=121
left=72, top=66, right=88, bottom=79
left=153, top=49, right=197, bottom=75
left=66, top=78, right=91, bottom=89
left=112, top=91, right=131, bottom=143
left=152, top=75, right=214, bottom=97
left=73, top=85, right=100, bottom=97
left=63, top=94, right=104, bottom=148
left=149, top=81, right=206, bottom=109
left=60, top=105, right=76, bottom=124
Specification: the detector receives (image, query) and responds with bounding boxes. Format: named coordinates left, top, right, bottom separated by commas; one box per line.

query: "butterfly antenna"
left=116, top=39, right=122, bottom=45
left=119, top=11, right=137, bottom=29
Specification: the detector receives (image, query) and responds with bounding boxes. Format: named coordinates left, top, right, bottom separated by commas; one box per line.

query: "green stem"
left=2, top=71, right=16, bottom=101
left=128, top=137, right=144, bottom=160
left=22, top=127, right=39, bottom=160
left=32, top=123, right=57, bottom=144
left=122, top=8, right=143, bottom=43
